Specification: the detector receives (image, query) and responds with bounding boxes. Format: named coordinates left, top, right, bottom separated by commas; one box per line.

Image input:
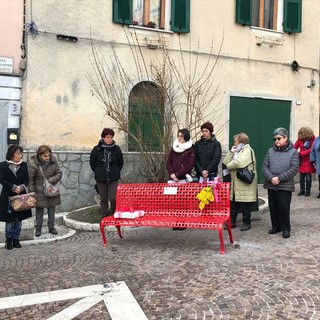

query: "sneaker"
left=297, top=190, right=305, bottom=196
left=240, top=224, right=251, bottom=231
left=35, top=228, right=41, bottom=237
left=49, top=227, right=58, bottom=235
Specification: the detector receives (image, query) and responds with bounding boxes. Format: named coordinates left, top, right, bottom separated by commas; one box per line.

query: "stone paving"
left=0, top=185, right=319, bottom=319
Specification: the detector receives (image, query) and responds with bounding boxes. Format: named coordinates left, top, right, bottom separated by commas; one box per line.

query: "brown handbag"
left=9, top=192, right=36, bottom=212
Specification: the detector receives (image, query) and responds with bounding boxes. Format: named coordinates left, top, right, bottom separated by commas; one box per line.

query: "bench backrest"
left=116, top=182, right=230, bottom=218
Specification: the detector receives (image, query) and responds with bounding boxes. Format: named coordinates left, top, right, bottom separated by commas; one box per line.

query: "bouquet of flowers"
left=196, top=176, right=220, bottom=210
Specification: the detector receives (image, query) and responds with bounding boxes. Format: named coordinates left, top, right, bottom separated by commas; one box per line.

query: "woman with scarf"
left=29, top=145, right=62, bottom=237
left=223, top=133, right=257, bottom=231
left=166, top=128, right=195, bottom=230
left=166, top=128, right=195, bottom=183
left=0, top=145, right=32, bottom=249
left=90, top=128, right=124, bottom=218
left=195, top=122, right=221, bottom=182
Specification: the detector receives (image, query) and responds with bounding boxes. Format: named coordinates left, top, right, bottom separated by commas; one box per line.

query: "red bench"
left=100, top=182, right=233, bottom=254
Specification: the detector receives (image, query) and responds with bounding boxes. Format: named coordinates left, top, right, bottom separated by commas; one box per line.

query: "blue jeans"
left=5, top=217, right=22, bottom=240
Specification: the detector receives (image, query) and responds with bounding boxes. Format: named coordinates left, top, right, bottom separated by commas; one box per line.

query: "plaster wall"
left=17, top=0, right=320, bottom=211
left=0, top=0, right=24, bottom=74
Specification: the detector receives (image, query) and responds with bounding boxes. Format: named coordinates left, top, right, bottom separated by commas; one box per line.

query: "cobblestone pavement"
left=0, top=186, right=319, bottom=319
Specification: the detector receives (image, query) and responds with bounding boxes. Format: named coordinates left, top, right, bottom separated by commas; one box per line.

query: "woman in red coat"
left=294, top=127, right=316, bottom=196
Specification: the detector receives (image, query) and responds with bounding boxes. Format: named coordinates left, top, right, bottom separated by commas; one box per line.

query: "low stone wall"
left=24, top=151, right=146, bottom=212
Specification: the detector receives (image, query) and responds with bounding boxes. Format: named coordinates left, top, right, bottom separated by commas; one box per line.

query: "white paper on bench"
left=163, top=187, right=178, bottom=195
left=114, top=211, right=145, bottom=219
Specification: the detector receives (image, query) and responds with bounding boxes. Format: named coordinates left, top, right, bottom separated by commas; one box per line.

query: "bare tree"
left=87, top=29, right=225, bottom=182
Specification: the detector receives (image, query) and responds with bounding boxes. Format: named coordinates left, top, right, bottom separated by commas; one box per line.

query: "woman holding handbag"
left=28, top=145, right=62, bottom=237
left=222, top=133, right=258, bottom=231
left=0, top=145, right=32, bottom=250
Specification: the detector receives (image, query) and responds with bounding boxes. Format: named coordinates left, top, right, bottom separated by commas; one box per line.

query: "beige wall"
left=0, top=0, right=24, bottom=74
left=21, top=0, right=320, bottom=152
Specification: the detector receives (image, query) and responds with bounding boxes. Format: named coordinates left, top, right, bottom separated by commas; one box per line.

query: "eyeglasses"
left=273, top=137, right=282, bottom=141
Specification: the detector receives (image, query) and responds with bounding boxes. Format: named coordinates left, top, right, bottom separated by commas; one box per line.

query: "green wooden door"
left=229, top=97, right=291, bottom=183
left=128, top=101, right=163, bottom=152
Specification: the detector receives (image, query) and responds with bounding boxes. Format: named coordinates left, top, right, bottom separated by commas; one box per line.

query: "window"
left=113, top=0, right=190, bottom=33
left=128, top=81, right=164, bottom=152
left=236, top=0, right=301, bottom=33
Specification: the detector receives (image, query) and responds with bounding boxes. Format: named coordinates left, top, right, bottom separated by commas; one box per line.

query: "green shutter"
left=283, top=0, right=302, bottom=33
left=236, top=0, right=252, bottom=26
left=113, top=0, right=133, bottom=25
left=171, top=0, right=190, bottom=33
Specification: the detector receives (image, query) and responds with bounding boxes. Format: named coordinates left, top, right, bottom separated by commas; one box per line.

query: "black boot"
left=305, top=190, right=310, bottom=197
left=13, top=239, right=22, bottom=248
left=297, top=190, right=305, bottom=196
left=5, top=239, right=13, bottom=250
left=317, top=192, right=320, bottom=199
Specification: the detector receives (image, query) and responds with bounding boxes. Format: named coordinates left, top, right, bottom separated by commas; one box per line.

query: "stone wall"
left=24, top=151, right=147, bottom=212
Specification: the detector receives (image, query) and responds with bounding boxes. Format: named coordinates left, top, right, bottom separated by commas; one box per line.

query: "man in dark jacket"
left=195, top=122, right=222, bottom=181
left=90, top=128, right=124, bottom=218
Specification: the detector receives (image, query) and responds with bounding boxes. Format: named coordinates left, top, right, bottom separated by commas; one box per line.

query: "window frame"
left=236, top=0, right=301, bottom=33
left=113, top=0, right=190, bottom=33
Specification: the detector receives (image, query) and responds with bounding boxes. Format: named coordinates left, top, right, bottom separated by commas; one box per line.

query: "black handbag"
left=236, top=148, right=255, bottom=184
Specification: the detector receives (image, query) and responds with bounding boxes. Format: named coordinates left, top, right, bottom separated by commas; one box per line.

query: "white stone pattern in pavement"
left=0, top=282, right=148, bottom=320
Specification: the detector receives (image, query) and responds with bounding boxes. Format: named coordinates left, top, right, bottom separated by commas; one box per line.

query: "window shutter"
left=171, top=0, right=190, bottom=33
left=283, top=0, right=302, bottom=33
left=113, top=0, right=133, bottom=25
left=236, top=0, right=252, bottom=26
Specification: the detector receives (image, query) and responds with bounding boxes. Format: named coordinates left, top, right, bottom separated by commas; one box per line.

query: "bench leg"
left=225, top=220, right=234, bottom=244
left=100, top=221, right=107, bottom=247
left=116, top=226, right=124, bottom=238
left=218, top=228, right=225, bottom=254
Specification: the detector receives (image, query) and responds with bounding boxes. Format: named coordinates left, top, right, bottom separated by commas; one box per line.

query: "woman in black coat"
left=0, top=145, right=32, bottom=250
left=195, top=122, right=222, bottom=181
left=90, top=128, right=124, bottom=218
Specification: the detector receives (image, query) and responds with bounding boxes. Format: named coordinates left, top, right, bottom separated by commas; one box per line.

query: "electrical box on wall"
left=7, top=128, right=19, bottom=145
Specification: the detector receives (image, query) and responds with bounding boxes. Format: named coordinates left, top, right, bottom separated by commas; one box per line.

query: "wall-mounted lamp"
left=291, top=60, right=300, bottom=72
left=57, top=34, right=78, bottom=42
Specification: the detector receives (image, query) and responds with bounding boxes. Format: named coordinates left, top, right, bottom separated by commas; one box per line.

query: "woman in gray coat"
left=223, top=133, right=257, bottom=231
left=262, top=128, right=299, bottom=239
left=28, top=145, right=62, bottom=237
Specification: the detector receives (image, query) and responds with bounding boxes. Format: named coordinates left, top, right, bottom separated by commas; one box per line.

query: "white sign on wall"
left=0, top=57, right=13, bottom=74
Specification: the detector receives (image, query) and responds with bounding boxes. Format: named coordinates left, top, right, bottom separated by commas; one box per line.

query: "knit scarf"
left=232, top=143, right=245, bottom=160
left=173, top=139, right=193, bottom=153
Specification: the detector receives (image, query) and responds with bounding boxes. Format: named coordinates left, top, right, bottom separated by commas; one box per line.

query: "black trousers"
left=96, top=180, right=119, bottom=216
left=230, top=201, right=252, bottom=225
left=268, top=189, right=292, bottom=232
left=299, top=173, right=312, bottom=192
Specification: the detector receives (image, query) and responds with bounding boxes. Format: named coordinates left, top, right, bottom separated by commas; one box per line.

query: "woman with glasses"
left=0, top=145, right=32, bottom=250
left=195, top=122, right=222, bottom=182
left=166, top=128, right=195, bottom=183
left=166, top=128, right=195, bottom=230
left=262, top=128, right=299, bottom=239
